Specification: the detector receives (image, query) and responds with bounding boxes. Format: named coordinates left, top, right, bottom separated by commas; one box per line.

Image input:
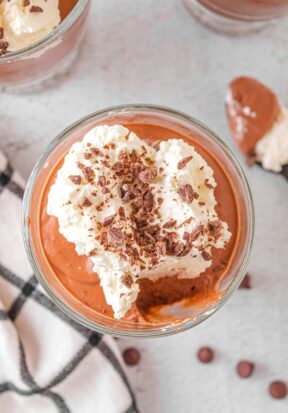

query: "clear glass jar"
left=183, top=0, right=288, bottom=34
left=0, top=0, right=90, bottom=93
left=22, top=105, right=254, bottom=338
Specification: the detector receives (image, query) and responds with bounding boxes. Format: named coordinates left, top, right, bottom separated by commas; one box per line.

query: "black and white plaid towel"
left=0, top=152, right=139, bottom=413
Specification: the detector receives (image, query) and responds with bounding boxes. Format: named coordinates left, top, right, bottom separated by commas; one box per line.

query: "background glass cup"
left=22, top=105, right=254, bottom=338
left=0, top=0, right=90, bottom=93
left=183, top=0, right=288, bottom=34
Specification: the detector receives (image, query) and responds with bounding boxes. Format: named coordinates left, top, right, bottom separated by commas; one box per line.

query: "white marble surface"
left=1, top=1, right=288, bottom=412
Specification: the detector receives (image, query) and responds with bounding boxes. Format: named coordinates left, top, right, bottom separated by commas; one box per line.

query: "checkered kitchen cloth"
left=0, top=151, right=139, bottom=413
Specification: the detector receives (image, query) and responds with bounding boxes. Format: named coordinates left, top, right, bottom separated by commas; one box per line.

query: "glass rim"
left=22, top=104, right=255, bottom=338
left=0, top=0, right=90, bottom=63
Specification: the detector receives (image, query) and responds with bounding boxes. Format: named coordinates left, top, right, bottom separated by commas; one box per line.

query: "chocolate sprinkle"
left=177, top=156, right=193, bottom=169
left=178, top=184, right=194, bottom=204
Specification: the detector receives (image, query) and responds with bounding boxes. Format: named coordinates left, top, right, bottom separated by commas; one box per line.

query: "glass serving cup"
left=183, top=0, right=288, bottom=34
left=22, top=105, right=254, bottom=338
left=0, top=0, right=90, bottom=93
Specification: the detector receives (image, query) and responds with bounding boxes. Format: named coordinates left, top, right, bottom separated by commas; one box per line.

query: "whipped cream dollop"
left=48, top=125, right=231, bottom=319
left=255, top=108, right=288, bottom=172
left=0, top=0, right=60, bottom=53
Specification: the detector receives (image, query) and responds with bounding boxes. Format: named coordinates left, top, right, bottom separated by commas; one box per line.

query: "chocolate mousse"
left=0, top=0, right=78, bottom=55
left=198, top=0, right=288, bottom=20
left=226, top=76, right=288, bottom=174
left=33, top=120, right=242, bottom=325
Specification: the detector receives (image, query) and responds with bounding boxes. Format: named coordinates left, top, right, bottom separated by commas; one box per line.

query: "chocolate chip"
left=82, top=198, right=92, bottom=207
left=121, top=274, right=133, bottom=288
left=177, top=156, right=193, bottom=169
left=201, top=250, right=212, bottom=261
left=108, top=227, right=125, bottom=247
left=239, top=273, right=251, bottom=289
left=269, top=381, right=287, bottom=399
left=103, top=214, right=116, bottom=227
left=30, top=5, right=43, bottom=12
left=236, top=361, right=254, bottom=378
left=123, top=348, right=140, bottom=366
left=68, top=175, right=81, bottom=185
left=138, top=167, right=157, bottom=183
left=197, top=347, right=214, bottom=363
left=178, top=184, right=194, bottom=204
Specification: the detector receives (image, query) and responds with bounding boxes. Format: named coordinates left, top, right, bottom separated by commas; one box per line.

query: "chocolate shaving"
left=121, top=274, right=133, bottom=288
left=178, top=184, right=194, bottom=204
left=163, top=219, right=177, bottom=229
left=173, top=242, right=184, bottom=256
left=102, top=187, right=110, bottom=194
left=138, top=167, right=157, bottom=183
left=144, top=190, right=154, bottom=209
left=245, top=151, right=257, bottom=167
left=108, top=227, right=125, bottom=247
left=177, top=156, right=193, bottom=169
left=83, top=167, right=93, bottom=181
left=30, top=5, right=43, bottom=12
left=0, top=28, right=4, bottom=40
left=208, top=220, right=222, bottom=236
left=183, top=226, right=201, bottom=243
left=103, top=214, right=116, bottom=227
left=98, top=176, right=106, bottom=186
left=84, top=152, right=92, bottom=160
left=68, top=175, right=81, bottom=185
left=119, top=206, right=126, bottom=220
left=23, top=0, right=30, bottom=6
left=0, top=40, right=9, bottom=53
left=204, top=179, right=214, bottom=189
left=82, top=198, right=92, bottom=207
left=201, top=250, right=212, bottom=261
left=90, top=147, right=102, bottom=156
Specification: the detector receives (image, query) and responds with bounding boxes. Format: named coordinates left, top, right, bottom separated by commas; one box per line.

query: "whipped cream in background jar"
left=0, top=0, right=90, bottom=93
left=22, top=105, right=254, bottom=338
